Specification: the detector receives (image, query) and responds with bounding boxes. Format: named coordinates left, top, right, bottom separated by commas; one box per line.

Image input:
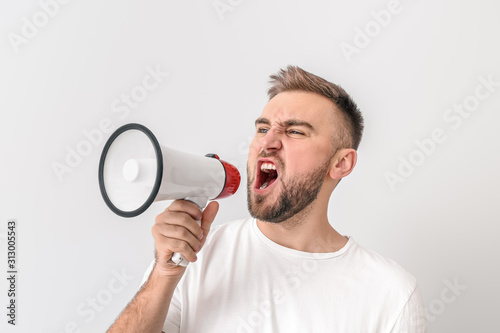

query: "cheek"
left=285, top=149, right=323, bottom=173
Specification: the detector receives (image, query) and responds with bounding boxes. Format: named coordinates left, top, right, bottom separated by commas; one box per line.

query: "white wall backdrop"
left=1, top=1, right=499, bottom=332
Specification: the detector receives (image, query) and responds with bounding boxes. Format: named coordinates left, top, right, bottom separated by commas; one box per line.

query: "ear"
left=328, top=149, right=357, bottom=180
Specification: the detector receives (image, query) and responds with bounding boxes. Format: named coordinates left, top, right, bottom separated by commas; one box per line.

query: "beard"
left=246, top=158, right=331, bottom=223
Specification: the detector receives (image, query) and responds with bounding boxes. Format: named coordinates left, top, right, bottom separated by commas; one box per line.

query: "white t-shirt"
left=142, top=217, right=427, bottom=332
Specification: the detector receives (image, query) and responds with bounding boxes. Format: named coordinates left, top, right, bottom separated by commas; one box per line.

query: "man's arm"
left=107, top=264, right=183, bottom=333
left=107, top=200, right=219, bottom=333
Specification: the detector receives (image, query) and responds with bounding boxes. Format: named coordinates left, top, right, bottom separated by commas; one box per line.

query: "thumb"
left=200, top=201, right=219, bottom=241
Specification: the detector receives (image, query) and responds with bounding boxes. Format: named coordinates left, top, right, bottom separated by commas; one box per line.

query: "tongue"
left=259, top=168, right=277, bottom=190
left=260, top=172, right=277, bottom=190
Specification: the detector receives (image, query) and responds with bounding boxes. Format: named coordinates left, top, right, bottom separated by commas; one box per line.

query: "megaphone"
left=98, top=123, right=241, bottom=266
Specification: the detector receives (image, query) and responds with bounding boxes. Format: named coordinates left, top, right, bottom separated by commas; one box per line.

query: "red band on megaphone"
left=216, top=159, right=241, bottom=199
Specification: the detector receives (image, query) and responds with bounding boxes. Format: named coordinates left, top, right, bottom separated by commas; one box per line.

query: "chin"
left=247, top=195, right=291, bottom=223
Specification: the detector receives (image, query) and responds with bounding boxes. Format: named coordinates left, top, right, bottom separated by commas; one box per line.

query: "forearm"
left=108, top=200, right=218, bottom=332
left=107, top=264, right=182, bottom=333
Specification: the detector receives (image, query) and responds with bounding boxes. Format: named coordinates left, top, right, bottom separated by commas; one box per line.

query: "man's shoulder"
left=348, top=239, right=418, bottom=293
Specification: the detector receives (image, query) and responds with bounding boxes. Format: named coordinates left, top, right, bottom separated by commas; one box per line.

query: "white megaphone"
left=98, top=123, right=241, bottom=266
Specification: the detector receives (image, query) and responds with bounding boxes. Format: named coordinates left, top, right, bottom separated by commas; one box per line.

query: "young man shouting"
left=108, top=66, right=426, bottom=332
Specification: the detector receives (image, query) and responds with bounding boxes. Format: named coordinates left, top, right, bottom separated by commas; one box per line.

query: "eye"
left=287, top=129, right=305, bottom=136
left=257, top=127, right=269, bottom=134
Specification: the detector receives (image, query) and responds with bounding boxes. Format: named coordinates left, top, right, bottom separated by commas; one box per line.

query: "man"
left=108, top=66, right=426, bottom=332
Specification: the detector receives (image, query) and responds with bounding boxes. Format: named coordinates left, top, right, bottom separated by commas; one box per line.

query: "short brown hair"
left=268, top=65, right=364, bottom=150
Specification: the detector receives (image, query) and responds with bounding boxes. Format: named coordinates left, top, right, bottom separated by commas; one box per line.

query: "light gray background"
left=1, top=1, right=499, bottom=332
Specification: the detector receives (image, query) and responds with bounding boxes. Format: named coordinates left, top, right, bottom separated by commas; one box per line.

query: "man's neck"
left=256, top=204, right=348, bottom=253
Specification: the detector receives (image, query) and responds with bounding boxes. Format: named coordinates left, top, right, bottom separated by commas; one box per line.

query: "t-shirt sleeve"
left=390, top=284, right=427, bottom=333
left=141, top=260, right=182, bottom=333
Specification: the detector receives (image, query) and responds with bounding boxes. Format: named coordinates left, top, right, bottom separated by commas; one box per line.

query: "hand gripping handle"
left=167, top=197, right=207, bottom=267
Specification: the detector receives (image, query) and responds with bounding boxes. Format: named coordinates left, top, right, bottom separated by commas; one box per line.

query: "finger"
left=155, top=236, right=198, bottom=263
left=199, top=201, right=219, bottom=241
left=155, top=211, right=203, bottom=241
left=152, top=223, right=202, bottom=253
left=167, top=200, right=203, bottom=221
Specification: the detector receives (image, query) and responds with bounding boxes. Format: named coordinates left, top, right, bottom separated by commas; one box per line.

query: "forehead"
left=259, top=91, right=338, bottom=128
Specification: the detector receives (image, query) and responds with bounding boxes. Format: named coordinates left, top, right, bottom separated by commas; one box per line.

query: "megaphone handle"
left=168, top=197, right=208, bottom=267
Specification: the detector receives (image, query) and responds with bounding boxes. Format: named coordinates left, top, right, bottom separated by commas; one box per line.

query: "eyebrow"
left=255, top=117, right=314, bottom=130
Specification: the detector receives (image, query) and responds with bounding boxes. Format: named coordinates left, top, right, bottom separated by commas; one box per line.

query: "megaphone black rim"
left=98, top=123, right=163, bottom=218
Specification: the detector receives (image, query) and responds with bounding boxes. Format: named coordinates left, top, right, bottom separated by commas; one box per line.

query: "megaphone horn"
left=98, top=123, right=241, bottom=265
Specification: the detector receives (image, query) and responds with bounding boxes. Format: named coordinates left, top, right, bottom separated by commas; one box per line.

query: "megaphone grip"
left=168, top=219, right=201, bottom=267
left=169, top=251, right=192, bottom=267
left=168, top=197, right=206, bottom=267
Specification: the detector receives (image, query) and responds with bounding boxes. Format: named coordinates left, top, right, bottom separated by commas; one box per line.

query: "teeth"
left=258, top=162, right=277, bottom=190
left=260, top=163, right=276, bottom=173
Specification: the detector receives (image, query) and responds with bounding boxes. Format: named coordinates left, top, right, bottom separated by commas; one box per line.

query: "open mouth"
left=256, top=160, right=279, bottom=191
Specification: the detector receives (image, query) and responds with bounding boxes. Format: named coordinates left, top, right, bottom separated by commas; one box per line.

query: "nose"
left=260, top=128, right=282, bottom=152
